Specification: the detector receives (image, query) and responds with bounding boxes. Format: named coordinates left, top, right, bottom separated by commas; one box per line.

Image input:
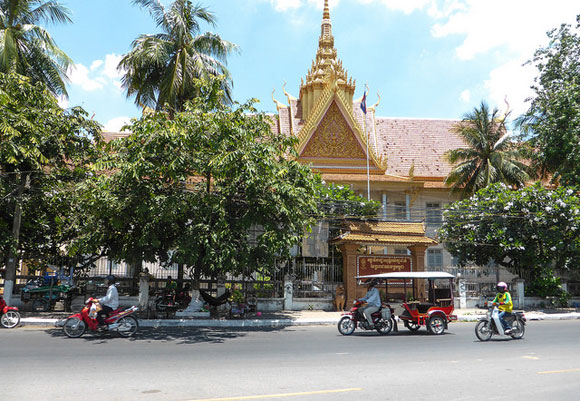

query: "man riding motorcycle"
left=93, top=275, right=119, bottom=331
left=357, top=279, right=381, bottom=328
left=491, top=281, right=513, bottom=334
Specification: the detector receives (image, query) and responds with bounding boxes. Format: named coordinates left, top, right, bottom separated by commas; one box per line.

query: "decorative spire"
left=323, top=0, right=330, bottom=21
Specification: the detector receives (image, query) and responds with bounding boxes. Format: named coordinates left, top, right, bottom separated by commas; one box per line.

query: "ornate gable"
left=301, top=101, right=366, bottom=160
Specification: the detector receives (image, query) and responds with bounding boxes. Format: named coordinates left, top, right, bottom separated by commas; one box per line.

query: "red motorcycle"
left=338, top=300, right=395, bottom=336
left=0, top=295, right=21, bottom=329
left=62, top=298, right=139, bottom=338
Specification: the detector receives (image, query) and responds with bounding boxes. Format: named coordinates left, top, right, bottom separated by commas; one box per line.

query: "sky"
left=48, top=0, right=580, bottom=132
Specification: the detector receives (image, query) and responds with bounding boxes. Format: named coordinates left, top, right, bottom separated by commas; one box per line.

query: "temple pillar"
left=408, top=244, right=428, bottom=300
left=340, top=243, right=360, bottom=304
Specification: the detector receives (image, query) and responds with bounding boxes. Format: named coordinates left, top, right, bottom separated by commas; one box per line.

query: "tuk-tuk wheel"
left=428, top=316, right=446, bottom=335
left=404, top=321, right=420, bottom=331
left=32, top=298, right=50, bottom=312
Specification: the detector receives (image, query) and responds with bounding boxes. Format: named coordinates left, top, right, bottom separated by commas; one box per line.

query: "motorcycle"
left=475, top=305, right=526, bottom=341
left=338, top=300, right=395, bottom=336
left=61, top=298, right=139, bottom=338
left=0, top=295, right=21, bottom=329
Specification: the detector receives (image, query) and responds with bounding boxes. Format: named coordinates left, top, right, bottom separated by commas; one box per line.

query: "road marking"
left=522, top=356, right=539, bottom=360
left=537, top=368, right=580, bottom=375
left=187, top=388, right=363, bottom=401
left=335, top=352, right=349, bottom=355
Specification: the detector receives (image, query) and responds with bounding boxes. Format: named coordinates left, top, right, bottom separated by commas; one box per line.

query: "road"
left=2, top=320, right=580, bottom=401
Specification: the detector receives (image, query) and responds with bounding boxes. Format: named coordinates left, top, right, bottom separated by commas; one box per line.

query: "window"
left=394, top=248, right=409, bottom=255
left=394, top=201, right=407, bottom=220
left=427, top=249, right=443, bottom=268
left=426, top=203, right=442, bottom=224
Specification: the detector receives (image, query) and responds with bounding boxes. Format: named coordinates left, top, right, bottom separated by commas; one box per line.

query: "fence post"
left=284, top=275, right=293, bottom=311
left=515, top=279, right=525, bottom=309
left=458, top=278, right=467, bottom=309
left=138, top=270, right=150, bottom=312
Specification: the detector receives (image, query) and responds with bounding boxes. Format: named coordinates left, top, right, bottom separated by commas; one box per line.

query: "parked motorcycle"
left=0, top=295, right=21, bottom=329
left=338, top=300, right=395, bottom=335
left=475, top=305, right=526, bottom=341
left=61, top=298, right=139, bottom=338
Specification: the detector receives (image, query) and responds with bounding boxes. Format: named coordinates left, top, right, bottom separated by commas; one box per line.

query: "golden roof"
left=332, top=220, right=437, bottom=246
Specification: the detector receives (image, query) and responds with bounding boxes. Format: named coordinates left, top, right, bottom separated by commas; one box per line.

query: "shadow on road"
left=45, top=325, right=293, bottom=345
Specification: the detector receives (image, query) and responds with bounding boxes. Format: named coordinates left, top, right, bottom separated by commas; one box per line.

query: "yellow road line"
left=522, top=356, right=539, bottom=360
left=537, top=368, right=580, bottom=375
left=187, top=388, right=363, bottom=401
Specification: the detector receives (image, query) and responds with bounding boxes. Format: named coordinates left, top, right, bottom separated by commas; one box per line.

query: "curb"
left=16, top=312, right=580, bottom=329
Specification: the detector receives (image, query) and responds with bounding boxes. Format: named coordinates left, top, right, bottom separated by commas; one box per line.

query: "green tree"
left=119, top=0, right=238, bottom=113
left=0, top=0, right=72, bottom=96
left=315, top=181, right=381, bottom=218
left=439, top=183, right=579, bottom=302
left=444, top=101, right=529, bottom=199
left=517, top=15, right=580, bottom=186
left=0, top=73, right=101, bottom=303
left=75, top=78, right=317, bottom=289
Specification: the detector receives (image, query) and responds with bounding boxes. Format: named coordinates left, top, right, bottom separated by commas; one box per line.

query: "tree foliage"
left=444, top=101, right=529, bottom=199
left=439, top=183, right=580, bottom=297
left=0, top=0, right=73, bottom=96
left=0, top=72, right=101, bottom=264
left=75, top=78, right=318, bottom=285
left=119, top=0, right=238, bottom=113
left=517, top=15, right=580, bottom=186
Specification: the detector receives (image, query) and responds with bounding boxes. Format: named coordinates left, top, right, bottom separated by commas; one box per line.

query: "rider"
left=492, top=281, right=513, bottom=334
left=93, top=275, right=119, bottom=330
left=357, top=279, right=381, bottom=327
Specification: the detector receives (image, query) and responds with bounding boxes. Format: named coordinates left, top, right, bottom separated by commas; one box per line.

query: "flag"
left=360, top=91, right=367, bottom=114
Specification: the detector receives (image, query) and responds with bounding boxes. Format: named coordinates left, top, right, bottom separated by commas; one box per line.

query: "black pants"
left=96, top=305, right=114, bottom=325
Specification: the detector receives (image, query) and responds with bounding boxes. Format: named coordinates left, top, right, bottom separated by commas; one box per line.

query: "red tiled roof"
left=374, top=118, right=463, bottom=178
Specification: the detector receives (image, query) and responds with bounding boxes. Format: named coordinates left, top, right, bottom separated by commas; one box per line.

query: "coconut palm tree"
left=444, top=101, right=530, bottom=199
left=119, top=0, right=238, bottom=113
left=0, top=0, right=72, bottom=97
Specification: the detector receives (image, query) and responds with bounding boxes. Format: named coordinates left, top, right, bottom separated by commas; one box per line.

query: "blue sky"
left=49, top=0, right=579, bottom=131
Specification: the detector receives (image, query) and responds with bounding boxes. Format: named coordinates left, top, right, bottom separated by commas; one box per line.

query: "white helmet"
left=496, top=282, right=507, bottom=292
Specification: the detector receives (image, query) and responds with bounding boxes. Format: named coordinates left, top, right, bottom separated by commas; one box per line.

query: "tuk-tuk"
left=357, top=272, right=457, bottom=335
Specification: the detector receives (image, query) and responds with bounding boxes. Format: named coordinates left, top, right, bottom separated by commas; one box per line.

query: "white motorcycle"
left=475, top=305, right=526, bottom=341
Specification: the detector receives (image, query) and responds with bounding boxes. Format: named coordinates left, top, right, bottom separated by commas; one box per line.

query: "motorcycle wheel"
left=63, top=317, right=86, bottom=338
left=404, top=320, right=420, bottom=332
left=375, top=318, right=393, bottom=335
left=1, top=311, right=21, bottom=328
left=510, top=320, right=525, bottom=339
left=117, top=316, right=139, bottom=337
left=475, top=320, right=492, bottom=341
left=338, top=316, right=356, bottom=336
left=428, top=316, right=446, bottom=335
left=32, top=298, right=50, bottom=312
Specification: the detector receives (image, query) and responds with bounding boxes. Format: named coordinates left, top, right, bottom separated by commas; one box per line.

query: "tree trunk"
left=3, top=174, right=29, bottom=306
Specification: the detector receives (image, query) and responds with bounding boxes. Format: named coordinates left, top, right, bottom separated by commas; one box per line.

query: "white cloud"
left=270, top=0, right=302, bottom=12
left=431, top=0, right=578, bottom=61
left=357, top=0, right=431, bottom=15
left=104, top=116, right=131, bottom=132
left=57, top=95, right=69, bottom=109
left=459, top=89, right=470, bottom=103
left=484, top=58, right=536, bottom=117
left=68, top=53, right=124, bottom=93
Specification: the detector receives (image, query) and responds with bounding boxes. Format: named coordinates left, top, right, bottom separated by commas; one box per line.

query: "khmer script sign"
left=357, top=255, right=412, bottom=277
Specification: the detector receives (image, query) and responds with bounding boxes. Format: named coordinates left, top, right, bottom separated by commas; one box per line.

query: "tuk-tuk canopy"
left=356, top=272, right=455, bottom=280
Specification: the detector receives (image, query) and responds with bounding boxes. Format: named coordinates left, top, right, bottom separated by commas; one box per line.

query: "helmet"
left=496, top=281, right=507, bottom=292
left=105, top=275, right=116, bottom=284
left=367, top=279, right=379, bottom=287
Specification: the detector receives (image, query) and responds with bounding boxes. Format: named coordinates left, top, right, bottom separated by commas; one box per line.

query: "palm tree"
left=0, top=0, right=72, bottom=96
left=444, top=101, right=530, bottom=199
left=119, top=0, right=238, bottom=113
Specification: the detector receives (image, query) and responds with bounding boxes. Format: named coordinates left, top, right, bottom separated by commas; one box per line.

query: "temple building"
left=270, top=0, right=479, bottom=302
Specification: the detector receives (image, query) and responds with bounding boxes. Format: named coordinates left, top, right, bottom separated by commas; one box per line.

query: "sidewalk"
left=16, top=307, right=580, bottom=329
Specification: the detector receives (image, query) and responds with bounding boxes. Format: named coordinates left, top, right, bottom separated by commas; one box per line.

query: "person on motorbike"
left=93, top=275, right=119, bottom=330
left=491, top=281, right=513, bottom=334
left=357, top=279, right=381, bottom=327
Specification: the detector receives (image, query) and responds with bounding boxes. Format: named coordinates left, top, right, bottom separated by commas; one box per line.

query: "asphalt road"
left=2, top=320, right=580, bottom=401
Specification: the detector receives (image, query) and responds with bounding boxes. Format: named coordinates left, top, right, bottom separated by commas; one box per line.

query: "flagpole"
left=364, top=84, right=370, bottom=201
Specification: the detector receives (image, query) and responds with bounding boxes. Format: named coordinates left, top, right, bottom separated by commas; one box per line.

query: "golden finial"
left=323, top=0, right=330, bottom=20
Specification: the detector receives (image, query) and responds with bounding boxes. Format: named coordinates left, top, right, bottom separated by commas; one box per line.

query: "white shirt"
left=99, top=284, right=119, bottom=309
